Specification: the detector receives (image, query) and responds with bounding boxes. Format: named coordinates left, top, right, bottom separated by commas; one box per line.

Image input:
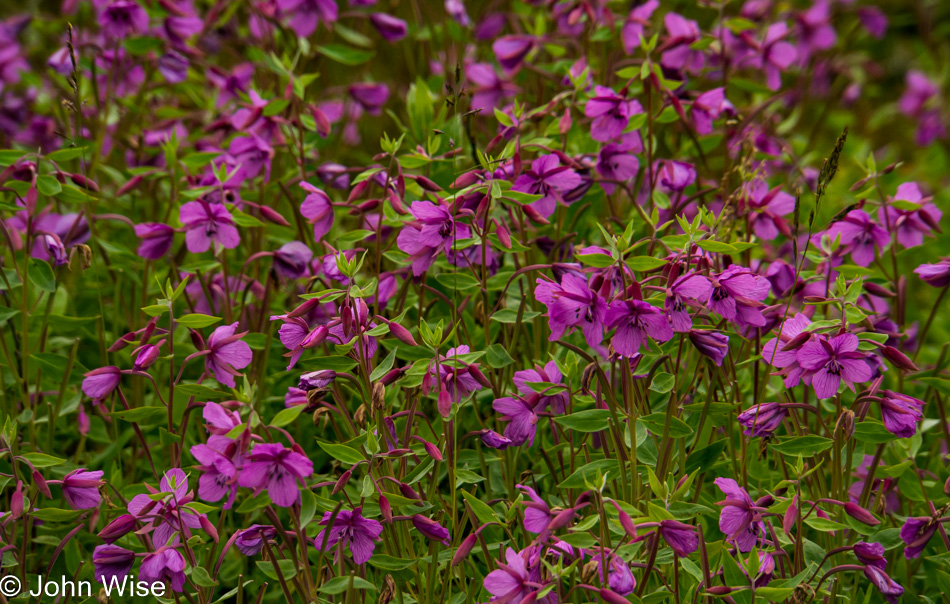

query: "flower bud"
left=132, top=342, right=164, bottom=371
left=452, top=534, right=477, bottom=567
left=834, top=409, right=855, bottom=442
left=200, top=515, right=219, bottom=542
left=379, top=495, right=392, bottom=523
left=259, top=205, right=290, bottom=227
left=332, top=470, right=352, bottom=495
left=844, top=502, right=879, bottom=526
left=98, top=514, right=137, bottom=542
left=599, top=589, right=631, bottom=604
left=386, top=321, right=417, bottom=346
left=438, top=388, right=453, bottom=418
left=301, top=325, right=329, bottom=349
left=864, top=282, right=895, bottom=298
left=372, top=382, right=386, bottom=411
left=780, top=331, right=812, bottom=352
left=33, top=470, right=51, bottom=499
left=881, top=346, right=918, bottom=372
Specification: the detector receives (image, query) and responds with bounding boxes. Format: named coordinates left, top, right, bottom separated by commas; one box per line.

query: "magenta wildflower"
left=238, top=443, right=313, bottom=507
left=621, top=0, right=659, bottom=54
left=689, top=329, right=730, bottom=366
left=659, top=520, right=698, bottom=557
left=99, top=0, right=149, bottom=40
left=61, top=469, right=104, bottom=510
left=369, top=13, right=407, bottom=43
left=204, top=323, right=253, bottom=388
left=235, top=525, right=277, bottom=556
left=492, top=35, right=534, bottom=74
left=483, top=548, right=540, bottom=603
left=854, top=541, right=887, bottom=570
left=82, top=366, right=121, bottom=402
left=707, top=265, right=771, bottom=327
left=396, top=201, right=471, bottom=276
left=513, top=361, right=568, bottom=414
left=666, top=272, right=712, bottom=331
left=692, top=88, right=734, bottom=135
left=737, top=403, right=787, bottom=438
left=412, top=514, right=450, bottom=543
left=864, top=565, right=904, bottom=603
left=467, top=63, right=516, bottom=111
left=914, top=258, right=950, bottom=287
left=349, top=83, right=389, bottom=116
left=92, top=544, right=135, bottom=585
left=534, top=273, right=608, bottom=348
left=882, top=182, right=942, bottom=248
left=797, top=333, right=872, bottom=399
left=740, top=179, right=796, bottom=240
left=714, top=477, right=765, bottom=552
left=660, top=13, right=703, bottom=74
left=314, top=507, right=383, bottom=564
left=512, top=154, right=582, bottom=218
left=492, top=394, right=540, bottom=447
left=825, top=209, right=889, bottom=267
left=179, top=201, right=240, bottom=253
left=596, top=134, right=641, bottom=194
left=606, top=299, right=673, bottom=357
left=880, top=391, right=925, bottom=438
left=273, top=241, right=313, bottom=280
left=139, top=547, right=187, bottom=592
left=517, top=485, right=552, bottom=534
left=277, top=0, right=337, bottom=37
left=584, top=86, right=643, bottom=142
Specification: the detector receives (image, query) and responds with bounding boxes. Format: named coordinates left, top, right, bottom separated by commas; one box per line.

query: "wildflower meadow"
left=2, top=0, right=950, bottom=602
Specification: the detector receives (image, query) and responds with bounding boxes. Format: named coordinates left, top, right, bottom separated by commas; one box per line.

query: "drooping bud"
left=438, top=388, right=453, bottom=418
left=881, top=346, right=918, bottom=372
left=379, top=495, right=392, bottom=523
left=452, top=534, right=477, bottom=567
left=386, top=321, right=417, bottom=346
left=332, top=470, right=352, bottom=495
left=200, top=515, right=220, bottom=542
left=259, top=205, right=290, bottom=227
left=864, top=282, right=895, bottom=298
left=33, top=471, right=51, bottom=499
left=844, top=502, right=880, bottom=526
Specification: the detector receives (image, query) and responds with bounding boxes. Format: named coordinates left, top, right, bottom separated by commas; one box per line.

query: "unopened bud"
left=864, top=282, right=895, bottom=298
left=200, top=515, right=219, bottom=542
left=834, top=410, right=855, bottom=441
left=259, top=205, right=290, bottom=227
left=386, top=321, right=417, bottom=347
left=882, top=346, right=918, bottom=372
left=452, top=534, right=477, bottom=567
left=780, top=331, right=811, bottom=352
left=332, top=470, right=352, bottom=495
left=844, top=501, right=879, bottom=526
left=379, top=495, right=392, bottom=523
left=33, top=470, right=51, bottom=499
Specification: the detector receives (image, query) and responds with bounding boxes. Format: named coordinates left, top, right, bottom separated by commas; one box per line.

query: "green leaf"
left=36, top=175, right=62, bottom=196
left=649, top=372, right=675, bottom=393
left=434, top=272, right=481, bottom=291
left=0, top=305, right=19, bottom=324
left=191, top=566, right=218, bottom=587
left=368, top=555, right=417, bottom=572
left=177, top=314, right=223, bottom=329
left=770, top=436, right=833, bottom=456
left=576, top=253, right=615, bottom=268
left=45, top=147, right=87, bottom=162
left=854, top=420, right=897, bottom=444
left=626, top=256, right=667, bottom=271
left=20, top=452, right=66, bottom=468
left=110, top=406, right=167, bottom=425
left=640, top=413, right=694, bottom=438
left=300, top=356, right=359, bottom=372
left=315, top=44, right=375, bottom=65
left=270, top=405, right=304, bottom=428
left=695, top=240, right=736, bottom=253
left=486, top=343, right=515, bottom=368
left=460, top=490, right=501, bottom=525
left=371, top=347, right=399, bottom=383
left=317, top=441, right=365, bottom=465
left=176, top=384, right=229, bottom=400
left=32, top=508, right=82, bottom=522
left=318, top=576, right=376, bottom=594
left=28, top=258, right=56, bottom=292
left=558, top=459, right=621, bottom=489
left=256, top=560, right=298, bottom=582
left=685, top=440, right=727, bottom=474
left=804, top=517, right=847, bottom=532
left=554, top=409, right=612, bottom=432
left=490, top=309, right=541, bottom=324
left=300, top=488, right=317, bottom=528
left=236, top=492, right=271, bottom=513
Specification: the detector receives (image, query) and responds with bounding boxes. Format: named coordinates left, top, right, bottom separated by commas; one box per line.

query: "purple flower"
left=238, top=442, right=313, bottom=507
left=139, top=547, right=187, bottom=593
left=738, top=402, right=787, bottom=438
left=714, top=477, right=765, bottom=552
left=606, top=300, right=673, bottom=357
left=61, top=469, right=104, bottom=510
left=692, top=88, right=734, bottom=135
left=740, top=179, right=795, bottom=240
left=595, top=552, right=636, bottom=595
left=396, top=201, right=471, bottom=276
left=707, top=265, right=771, bottom=327
left=795, top=0, right=836, bottom=61
left=512, top=154, right=582, bottom=218
left=596, top=135, right=640, bottom=195
left=661, top=13, right=703, bottom=74
left=422, top=345, right=486, bottom=415
left=134, top=223, right=174, bottom=259
left=517, top=485, right=552, bottom=534
left=880, top=390, right=925, bottom=438
left=158, top=50, right=189, bottom=84
left=273, top=241, right=313, bottom=280
left=858, top=7, right=888, bottom=38
left=277, top=0, right=338, bottom=38
left=535, top=273, right=608, bottom=348
left=82, top=366, right=121, bottom=402
left=655, top=160, right=696, bottom=194
left=99, top=0, right=149, bottom=40
left=179, top=201, right=241, bottom=253
left=314, top=507, right=383, bottom=564
left=229, top=134, right=274, bottom=181
left=235, top=525, right=277, bottom=556
left=479, top=429, right=512, bottom=449
left=901, top=516, right=938, bottom=559
left=492, top=394, right=540, bottom=447
left=92, top=544, right=135, bottom=585
left=369, top=13, right=407, bottom=43
left=797, top=333, right=872, bottom=399
left=659, top=520, right=698, bottom=557
left=761, top=313, right=811, bottom=385
left=825, top=210, right=889, bottom=267
left=621, top=0, right=659, bottom=54
left=881, top=182, right=942, bottom=248
left=756, top=23, right=798, bottom=91
left=864, top=565, right=904, bottom=603
left=204, top=323, right=253, bottom=388
left=689, top=329, right=730, bottom=366
left=513, top=361, right=568, bottom=414
left=298, top=369, right=336, bottom=391
left=349, top=83, right=389, bottom=116
left=584, top=86, right=643, bottom=142
left=299, top=182, right=334, bottom=240
left=854, top=541, right=887, bottom=570
left=666, top=272, right=712, bottom=331
left=467, top=63, right=516, bottom=111
left=191, top=438, right=240, bottom=507
left=483, top=548, right=537, bottom=603
left=915, top=258, right=950, bottom=287
left=492, top=36, right=534, bottom=74
left=412, top=514, right=450, bottom=544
